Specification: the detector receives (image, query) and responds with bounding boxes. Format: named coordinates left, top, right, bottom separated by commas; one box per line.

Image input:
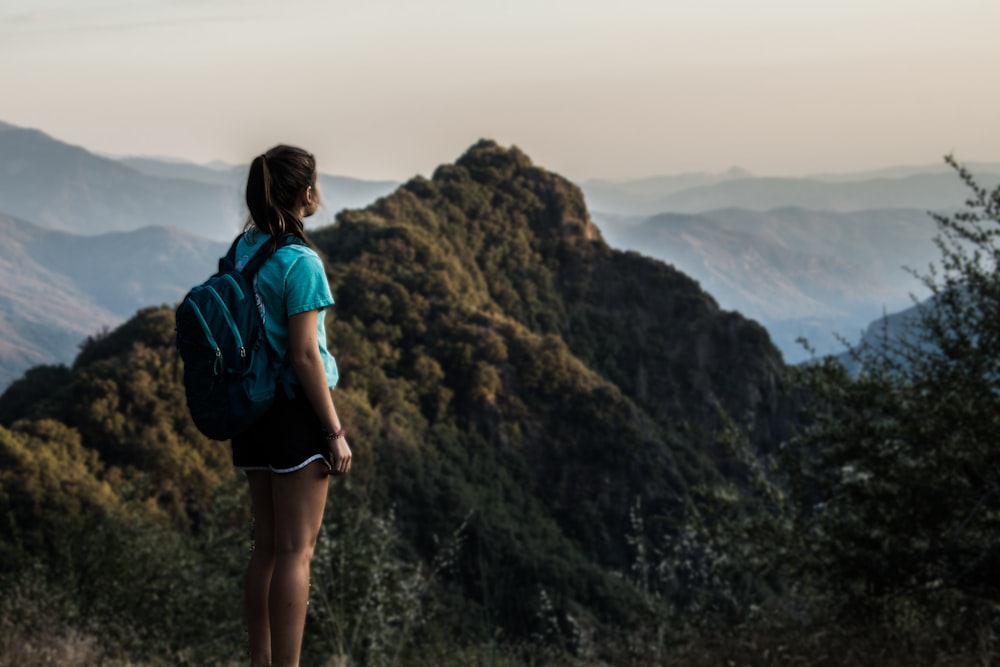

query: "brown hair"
left=245, top=145, right=318, bottom=244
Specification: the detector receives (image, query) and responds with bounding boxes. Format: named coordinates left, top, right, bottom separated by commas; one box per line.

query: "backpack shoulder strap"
left=240, top=233, right=306, bottom=280
left=218, top=236, right=242, bottom=273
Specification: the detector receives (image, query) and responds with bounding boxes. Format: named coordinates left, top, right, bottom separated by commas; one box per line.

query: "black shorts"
left=231, top=391, right=333, bottom=473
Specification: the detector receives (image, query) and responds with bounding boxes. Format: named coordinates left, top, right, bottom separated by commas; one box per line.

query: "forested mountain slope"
left=0, top=141, right=791, bottom=662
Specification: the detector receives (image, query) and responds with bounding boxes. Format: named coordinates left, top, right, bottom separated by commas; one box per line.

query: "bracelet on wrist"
left=324, top=428, right=346, bottom=440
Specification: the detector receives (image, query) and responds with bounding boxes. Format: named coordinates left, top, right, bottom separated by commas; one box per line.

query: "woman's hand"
left=327, top=436, right=352, bottom=476
left=289, top=309, right=352, bottom=477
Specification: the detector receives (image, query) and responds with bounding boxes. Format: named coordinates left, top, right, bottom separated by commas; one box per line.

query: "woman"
left=231, top=145, right=352, bottom=667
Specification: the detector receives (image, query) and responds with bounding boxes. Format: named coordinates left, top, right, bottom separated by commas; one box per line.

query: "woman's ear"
left=299, top=186, right=314, bottom=209
left=300, top=184, right=320, bottom=216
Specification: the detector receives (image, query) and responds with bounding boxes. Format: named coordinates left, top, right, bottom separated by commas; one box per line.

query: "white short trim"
left=236, top=455, right=332, bottom=475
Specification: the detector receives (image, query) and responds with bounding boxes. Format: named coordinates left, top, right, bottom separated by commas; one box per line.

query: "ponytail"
left=246, top=154, right=279, bottom=234
left=244, top=145, right=318, bottom=245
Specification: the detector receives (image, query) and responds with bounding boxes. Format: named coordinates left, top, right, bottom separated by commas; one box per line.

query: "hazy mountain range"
left=0, top=120, right=398, bottom=241
left=0, top=121, right=241, bottom=239
left=591, top=207, right=944, bottom=361
left=582, top=163, right=1000, bottom=216
left=117, top=154, right=400, bottom=221
left=580, top=160, right=1000, bottom=361
left=833, top=296, right=930, bottom=376
left=1, top=117, right=996, bottom=385
left=0, top=212, right=227, bottom=388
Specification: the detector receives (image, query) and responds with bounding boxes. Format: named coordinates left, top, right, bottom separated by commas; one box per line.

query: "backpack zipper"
left=204, top=285, right=246, bottom=359
left=219, top=273, right=245, bottom=300
left=186, top=300, right=224, bottom=375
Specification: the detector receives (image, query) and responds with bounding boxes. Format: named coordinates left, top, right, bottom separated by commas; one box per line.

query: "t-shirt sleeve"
left=284, top=251, right=335, bottom=316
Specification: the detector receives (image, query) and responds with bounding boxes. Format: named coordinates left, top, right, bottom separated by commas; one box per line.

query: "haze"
left=2, top=0, right=998, bottom=181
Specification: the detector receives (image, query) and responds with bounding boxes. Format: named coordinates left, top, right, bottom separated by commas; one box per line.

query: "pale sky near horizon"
left=1, top=0, right=998, bottom=182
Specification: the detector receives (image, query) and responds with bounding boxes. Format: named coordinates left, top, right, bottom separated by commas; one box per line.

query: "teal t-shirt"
left=235, top=227, right=339, bottom=388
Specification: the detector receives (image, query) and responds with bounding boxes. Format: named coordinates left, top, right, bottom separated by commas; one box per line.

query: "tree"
left=786, top=157, right=1000, bottom=643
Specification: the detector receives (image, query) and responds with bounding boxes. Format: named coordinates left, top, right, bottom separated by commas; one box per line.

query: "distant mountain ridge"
left=115, top=156, right=242, bottom=186
left=581, top=167, right=987, bottom=362
left=583, top=168, right=1000, bottom=216
left=661, top=173, right=997, bottom=214
left=0, top=120, right=399, bottom=241
left=595, top=207, right=940, bottom=361
left=0, top=122, right=241, bottom=239
left=0, top=213, right=118, bottom=388
left=0, top=211, right=226, bottom=388
left=806, top=162, right=1000, bottom=182
left=24, top=224, right=228, bottom=315
left=582, top=167, right=754, bottom=212
left=835, top=293, right=941, bottom=374
left=118, top=156, right=399, bottom=217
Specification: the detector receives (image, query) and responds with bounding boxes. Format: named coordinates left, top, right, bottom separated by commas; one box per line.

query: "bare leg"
left=245, top=471, right=277, bottom=667
left=269, top=461, right=329, bottom=667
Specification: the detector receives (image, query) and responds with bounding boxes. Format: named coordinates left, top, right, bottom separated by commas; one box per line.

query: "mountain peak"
left=453, top=138, right=534, bottom=177
left=436, top=140, right=600, bottom=243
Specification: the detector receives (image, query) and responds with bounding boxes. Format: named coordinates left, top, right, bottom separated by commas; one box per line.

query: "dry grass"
left=0, top=623, right=138, bottom=667
left=663, top=627, right=995, bottom=667
left=0, top=574, right=148, bottom=667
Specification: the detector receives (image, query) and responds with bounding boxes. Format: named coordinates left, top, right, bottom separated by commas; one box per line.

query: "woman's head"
left=245, top=145, right=319, bottom=239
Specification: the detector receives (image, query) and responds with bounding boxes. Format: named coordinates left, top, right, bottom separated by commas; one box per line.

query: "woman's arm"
left=288, top=308, right=351, bottom=475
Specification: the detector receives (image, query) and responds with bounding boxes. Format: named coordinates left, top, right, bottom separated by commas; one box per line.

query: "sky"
left=2, top=0, right=999, bottom=181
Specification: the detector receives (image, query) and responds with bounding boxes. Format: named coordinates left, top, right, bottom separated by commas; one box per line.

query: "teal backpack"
left=176, top=235, right=302, bottom=440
